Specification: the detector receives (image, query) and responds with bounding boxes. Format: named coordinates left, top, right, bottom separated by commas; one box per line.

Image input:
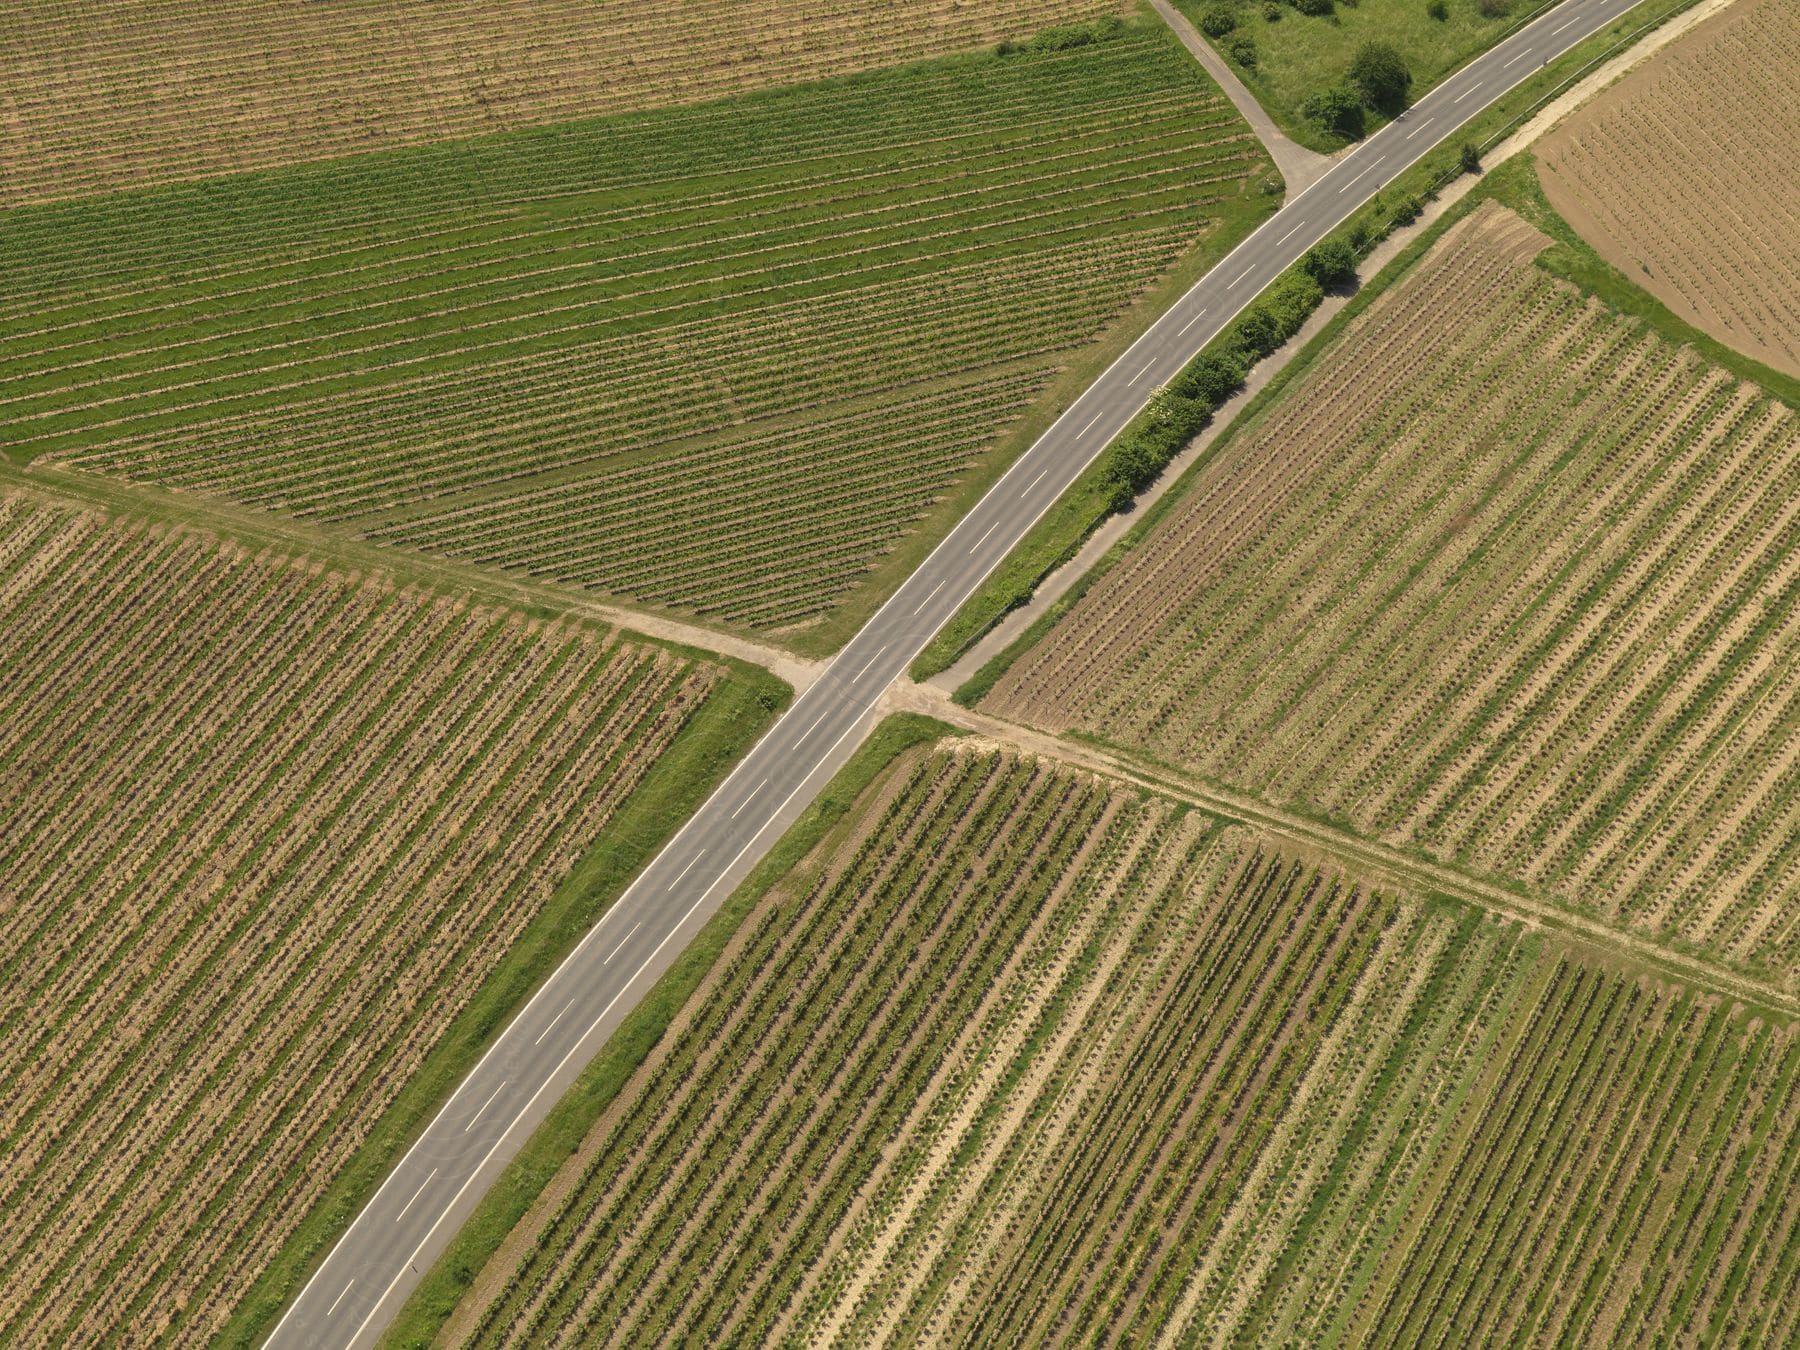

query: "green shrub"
left=1201, top=4, right=1239, bottom=36
left=1101, top=433, right=1166, bottom=510
left=1477, top=0, right=1511, bottom=15
left=1350, top=42, right=1412, bottom=111
left=1391, top=192, right=1424, bottom=224
left=1292, top=0, right=1334, bottom=14
left=1460, top=141, right=1482, bottom=173
left=1264, top=2, right=1283, bottom=18
left=1172, top=352, right=1248, bottom=405
left=1303, top=237, right=1358, bottom=289
left=1427, top=0, right=1449, bottom=18
left=1303, top=84, right=1365, bottom=138
left=1226, top=34, right=1258, bottom=67
left=1017, top=15, right=1128, bottom=53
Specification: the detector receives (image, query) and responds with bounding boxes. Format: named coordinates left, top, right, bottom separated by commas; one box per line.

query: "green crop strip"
left=2, top=19, right=1279, bottom=642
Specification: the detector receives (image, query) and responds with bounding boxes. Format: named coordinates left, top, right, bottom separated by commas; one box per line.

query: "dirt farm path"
left=885, top=680, right=1800, bottom=1020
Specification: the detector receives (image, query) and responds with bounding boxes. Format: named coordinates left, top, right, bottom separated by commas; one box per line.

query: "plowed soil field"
left=0, top=490, right=722, bottom=1346
left=1538, top=0, right=1800, bottom=377
left=988, top=201, right=1800, bottom=983
left=0, top=0, right=1126, bottom=206
left=438, top=742, right=1800, bottom=1347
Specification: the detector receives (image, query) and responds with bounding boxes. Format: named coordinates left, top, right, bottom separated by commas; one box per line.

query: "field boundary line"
left=0, top=464, right=820, bottom=691
left=888, top=683, right=1800, bottom=1019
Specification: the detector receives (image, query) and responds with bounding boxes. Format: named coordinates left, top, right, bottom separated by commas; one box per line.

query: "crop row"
left=0, top=492, right=721, bottom=1346
left=1, top=0, right=1129, bottom=207
left=15, top=26, right=1270, bottom=634
left=441, top=742, right=1800, bottom=1345
left=990, top=200, right=1800, bottom=981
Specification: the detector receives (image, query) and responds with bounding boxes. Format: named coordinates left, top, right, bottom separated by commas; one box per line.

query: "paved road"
left=268, top=0, right=1648, bottom=1342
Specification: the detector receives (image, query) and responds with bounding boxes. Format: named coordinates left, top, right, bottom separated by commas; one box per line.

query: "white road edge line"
left=1178, top=307, right=1208, bottom=335
left=912, top=577, right=948, bottom=615
left=603, top=922, right=642, bottom=965
left=729, top=780, right=764, bottom=820
left=396, top=1170, right=437, bottom=1224
left=345, top=710, right=874, bottom=1350
left=464, top=1081, right=506, bottom=1134
left=665, top=848, right=707, bottom=891
left=277, top=1, right=1641, bottom=1336
left=327, top=1282, right=355, bottom=1318
left=968, top=519, right=1001, bottom=554
left=851, top=644, right=888, bottom=684
left=534, top=998, right=575, bottom=1046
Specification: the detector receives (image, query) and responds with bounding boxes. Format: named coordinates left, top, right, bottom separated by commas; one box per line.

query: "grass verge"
left=375, top=712, right=958, bottom=1348
left=217, top=665, right=794, bottom=1348
left=916, top=0, right=1711, bottom=685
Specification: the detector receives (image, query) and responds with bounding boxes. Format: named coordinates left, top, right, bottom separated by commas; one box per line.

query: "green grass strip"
left=371, top=712, right=957, bottom=1349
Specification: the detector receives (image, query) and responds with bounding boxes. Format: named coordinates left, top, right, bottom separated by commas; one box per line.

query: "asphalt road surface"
left=269, top=0, right=1650, bottom=1341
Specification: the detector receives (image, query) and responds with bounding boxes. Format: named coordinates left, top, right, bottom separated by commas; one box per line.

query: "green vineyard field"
left=988, top=200, right=1800, bottom=983
left=0, top=489, right=738, bottom=1347
left=0, top=22, right=1275, bottom=637
left=423, top=742, right=1800, bottom=1347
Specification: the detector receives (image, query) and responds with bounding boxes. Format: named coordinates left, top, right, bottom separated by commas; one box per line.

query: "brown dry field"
left=0, top=0, right=1127, bottom=207
left=0, top=490, right=720, bottom=1345
left=1537, top=0, right=1800, bottom=377
left=988, top=201, right=1800, bottom=984
left=435, top=743, right=1800, bottom=1347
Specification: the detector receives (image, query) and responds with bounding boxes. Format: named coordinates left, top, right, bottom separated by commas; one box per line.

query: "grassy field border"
left=375, top=712, right=959, bottom=1348
left=913, top=0, right=1710, bottom=684
left=949, top=139, right=1797, bottom=707
left=216, top=662, right=794, bottom=1347
left=946, top=190, right=1467, bottom=705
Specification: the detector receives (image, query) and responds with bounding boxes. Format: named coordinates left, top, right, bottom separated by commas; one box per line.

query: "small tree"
left=1459, top=140, right=1482, bottom=174
left=1304, top=238, right=1358, bottom=289
left=1200, top=4, right=1238, bottom=36
left=1303, top=84, right=1365, bottom=138
left=1226, top=34, right=1259, bottom=68
left=1349, top=42, right=1412, bottom=112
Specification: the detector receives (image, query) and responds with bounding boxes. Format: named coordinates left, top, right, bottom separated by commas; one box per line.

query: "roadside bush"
left=1011, top=15, right=1127, bottom=53
left=1101, top=269, right=1327, bottom=512
left=1201, top=4, right=1239, bottom=36
left=1303, top=84, right=1365, bottom=138
left=1172, top=352, right=1247, bottom=405
left=1427, top=0, right=1449, bottom=18
left=1292, top=0, right=1334, bottom=14
left=1350, top=42, right=1412, bottom=111
left=1478, top=0, right=1511, bottom=15
left=1303, top=237, right=1358, bottom=289
left=1390, top=192, right=1424, bottom=224
left=1226, top=34, right=1259, bottom=67
left=1264, top=2, right=1283, bottom=19
left=1101, top=432, right=1166, bottom=510
left=1460, top=140, right=1482, bottom=173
